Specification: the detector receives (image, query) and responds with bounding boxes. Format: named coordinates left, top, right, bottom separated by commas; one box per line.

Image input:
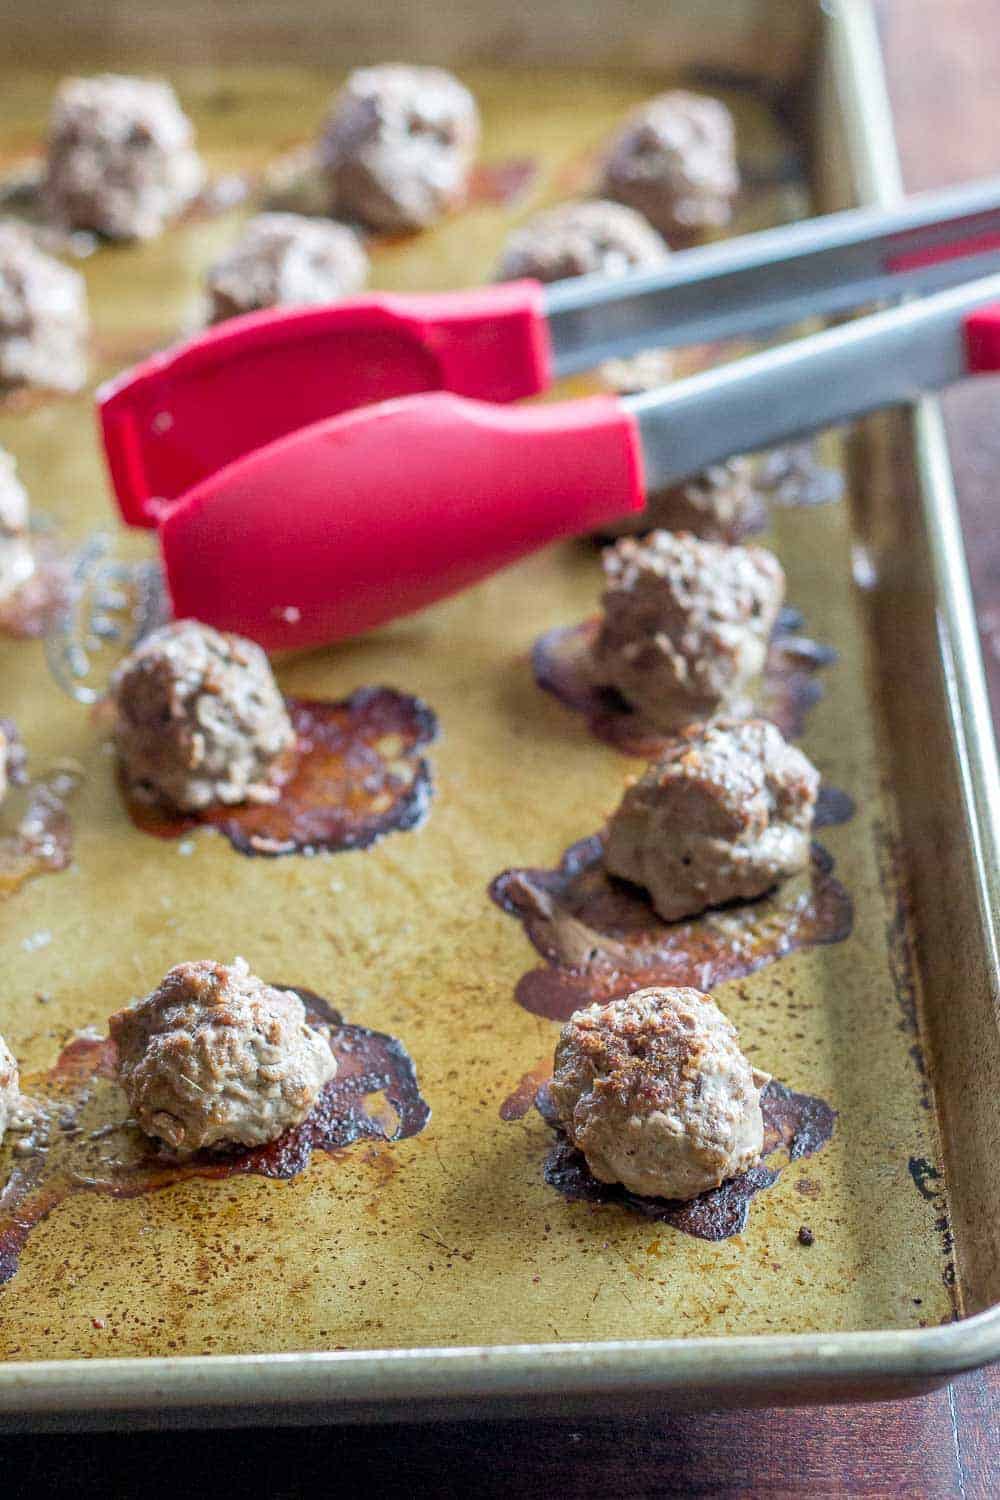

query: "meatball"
left=550, top=987, right=766, bottom=1199
left=590, top=531, right=785, bottom=731
left=601, top=458, right=759, bottom=542
left=0, top=448, right=35, bottom=601
left=496, top=199, right=669, bottom=283
left=110, top=619, right=296, bottom=812
left=44, top=74, right=204, bottom=240
left=110, top=958, right=337, bottom=1156
left=0, top=222, right=89, bottom=392
left=604, top=718, right=819, bottom=922
left=206, top=212, right=369, bottom=322
left=319, top=64, right=479, bottom=233
left=0, top=1033, right=19, bottom=1147
left=599, top=90, right=739, bottom=240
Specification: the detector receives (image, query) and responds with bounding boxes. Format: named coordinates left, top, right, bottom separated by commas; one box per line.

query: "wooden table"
left=4, top=1, right=1000, bottom=1493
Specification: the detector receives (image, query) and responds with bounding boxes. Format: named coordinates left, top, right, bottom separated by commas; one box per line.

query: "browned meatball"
left=0, top=1033, right=19, bottom=1146
left=604, top=718, right=819, bottom=922
left=600, top=458, right=760, bottom=542
left=0, top=448, right=35, bottom=601
left=110, top=958, right=337, bottom=1156
left=44, top=74, right=204, bottom=241
left=206, top=212, right=369, bottom=322
left=110, top=619, right=295, bottom=812
left=496, top=199, right=669, bottom=283
left=591, top=531, right=785, bottom=731
left=550, top=986, right=766, bottom=1199
left=0, top=222, right=89, bottom=392
left=319, top=64, right=479, bottom=233
left=599, top=90, right=739, bottom=240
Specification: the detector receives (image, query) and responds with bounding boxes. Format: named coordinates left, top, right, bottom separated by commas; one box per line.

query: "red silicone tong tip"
left=159, top=391, right=644, bottom=653
left=99, top=281, right=553, bottom=528
left=963, top=301, right=1000, bottom=372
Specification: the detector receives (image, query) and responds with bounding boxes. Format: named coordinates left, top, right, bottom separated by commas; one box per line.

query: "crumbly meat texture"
left=0, top=448, right=35, bottom=601
left=207, top=212, right=369, bottom=322
left=44, top=74, right=204, bottom=240
left=110, top=619, right=296, bottom=813
left=604, top=718, right=819, bottom=922
left=590, top=531, right=785, bottom=731
left=601, top=458, right=759, bottom=541
left=0, top=1033, right=20, bottom=1146
left=599, top=89, right=739, bottom=240
left=319, top=64, right=479, bottom=232
left=110, top=959, right=337, bottom=1156
left=0, top=221, right=89, bottom=392
left=496, top=199, right=669, bottom=282
left=550, top=987, right=766, bottom=1199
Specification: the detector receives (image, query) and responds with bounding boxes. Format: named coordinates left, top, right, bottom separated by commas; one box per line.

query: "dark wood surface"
left=5, top=0, right=1000, bottom=1493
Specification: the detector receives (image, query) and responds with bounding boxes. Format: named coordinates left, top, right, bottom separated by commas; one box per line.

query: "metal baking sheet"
left=1, top=0, right=1000, bottom=1426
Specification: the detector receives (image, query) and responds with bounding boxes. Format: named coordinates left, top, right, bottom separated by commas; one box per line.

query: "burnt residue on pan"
left=0, top=719, right=79, bottom=899
left=0, top=536, right=70, bottom=638
left=0, top=990, right=429, bottom=1287
left=525, top=1076, right=835, bottom=1243
left=468, top=157, right=538, bottom=207
left=123, top=687, right=438, bottom=857
left=531, top=607, right=838, bottom=755
left=489, top=835, right=853, bottom=1021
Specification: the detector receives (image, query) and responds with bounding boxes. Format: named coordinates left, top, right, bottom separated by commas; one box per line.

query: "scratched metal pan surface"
left=1, top=0, right=1000, bottom=1428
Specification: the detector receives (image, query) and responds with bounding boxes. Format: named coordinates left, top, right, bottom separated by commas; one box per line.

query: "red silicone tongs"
left=94, top=180, right=1000, bottom=653
left=139, top=271, right=1000, bottom=652
left=101, top=176, right=1000, bottom=522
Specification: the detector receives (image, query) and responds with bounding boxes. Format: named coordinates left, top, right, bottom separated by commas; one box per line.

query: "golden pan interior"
left=1, top=0, right=999, bottom=1420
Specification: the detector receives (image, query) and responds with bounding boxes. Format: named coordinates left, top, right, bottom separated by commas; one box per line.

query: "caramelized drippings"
left=0, top=538, right=70, bottom=639
left=467, top=158, right=538, bottom=207
left=124, top=688, right=438, bottom=857
left=0, top=989, right=429, bottom=1286
left=535, top=1077, right=835, bottom=1242
left=0, top=721, right=79, bottom=899
left=490, top=836, right=853, bottom=1021
left=531, top=610, right=837, bottom=754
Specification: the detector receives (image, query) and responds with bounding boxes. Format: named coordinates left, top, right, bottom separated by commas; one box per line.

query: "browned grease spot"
left=123, top=687, right=438, bottom=857
left=534, top=1077, right=835, bottom=1242
left=0, top=538, right=70, bottom=639
left=489, top=835, right=852, bottom=1021
left=0, top=989, right=429, bottom=1286
left=0, top=720, right=79, bottom=898
left=467, top=157, right=538, bottom=207
left=531, top=609, right=837, bottom=755
left=499, top=1057, right=554, bottom=1123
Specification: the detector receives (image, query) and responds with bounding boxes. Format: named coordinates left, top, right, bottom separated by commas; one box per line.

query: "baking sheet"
left=0, top=1, right=997, bottom=1417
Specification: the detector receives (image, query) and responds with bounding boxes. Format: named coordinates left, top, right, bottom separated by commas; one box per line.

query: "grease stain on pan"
left=0, top=990, right=429, bottom=1287
left=490, top=835, right=853, bottom=1021
left=123, top=687, right=438, bottom=857
left=0, top=536, right=70, bottom=639
left=531, top=609, right=838, bottom=756
left=523, top=1077, right=836, bottom=1243
left=0, top=719, right=79, bottom=899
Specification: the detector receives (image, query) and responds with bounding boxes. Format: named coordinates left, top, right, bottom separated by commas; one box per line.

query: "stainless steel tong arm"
left=545, top=176, right=1000, bottom=373
left=624, top=269, right=1000, bottom=489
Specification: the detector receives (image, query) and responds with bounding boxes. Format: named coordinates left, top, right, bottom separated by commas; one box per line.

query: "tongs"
left=94, top=177, right=1000, bottom=654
